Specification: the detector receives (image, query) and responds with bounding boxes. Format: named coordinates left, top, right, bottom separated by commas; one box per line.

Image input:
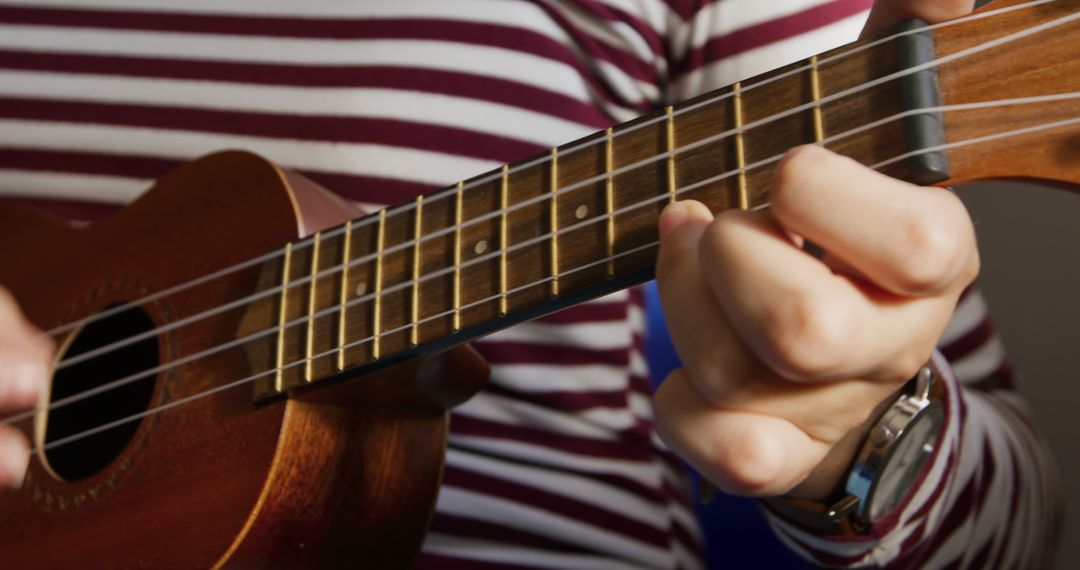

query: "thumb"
left=862, top=0, right=976, bottom=37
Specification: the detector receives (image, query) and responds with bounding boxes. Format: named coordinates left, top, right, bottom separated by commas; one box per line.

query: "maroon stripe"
left=0, top=97, right=544, bottom=163
left=480, top=384, right=657, bottom=445
left=414, top=552, right=542, bottom=570
left=484, top=382, right=628, bottom=411
left=676, top=0, right=871, bottom=74
left=3, top=197, right=122, bottom=224
left=475, top=340, right=629, bottom=366
left=670, top=516, right=704, bottom=556
left=0, top=7, right=644, bottom=69
left=629, top=373, right=655, bottom=396
left=0, top=147, right=179, bottom=181
left=939, top=318, right=994, bottom=362
left=911, top=461, right=981, bottom=566
left=0, top=51, right=611, bottom=129
left=442, top=463, right=671, bottom=548
left=525, top=0, right=661, bottom=87
left=566, top=0, right=666, bottom=55
left=448, top=439, right=681, bottom=508
left=534, top=300, right=628, bottom=324
left=427, top=512, right=597, bottom=555
left=450, top=414, right=650, bottom=461
left=0, top=147, right=439, bottom=207
left=0, top=9, right=638, bottom=113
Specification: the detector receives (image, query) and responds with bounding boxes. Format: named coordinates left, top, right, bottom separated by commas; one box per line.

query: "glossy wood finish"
left=0, top=152, right=487, bottom=568
left=938, top=0, right=1080, bottom=187
left=0, top=1, right=1074, bottom=566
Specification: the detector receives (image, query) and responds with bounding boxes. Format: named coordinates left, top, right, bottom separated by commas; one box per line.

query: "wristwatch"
left=762, top=363, right=946, bottom=535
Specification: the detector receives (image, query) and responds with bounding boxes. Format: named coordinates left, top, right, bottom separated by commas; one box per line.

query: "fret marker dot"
left=355, top=282, right=368, bottom=297
left=475, top=240, right=488, bottom=255
left=575, top=205, right=589, bottom=219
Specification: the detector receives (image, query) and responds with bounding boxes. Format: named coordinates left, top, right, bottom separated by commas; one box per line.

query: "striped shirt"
left=0, top=0, right=1060, bottom=568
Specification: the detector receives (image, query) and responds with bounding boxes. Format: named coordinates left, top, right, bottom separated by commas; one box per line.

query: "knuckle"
left=766, top=290, right=850, bottom=379
left=709, top=427, right=784, bottom=496
left=894, top=196, right=972, bottom=292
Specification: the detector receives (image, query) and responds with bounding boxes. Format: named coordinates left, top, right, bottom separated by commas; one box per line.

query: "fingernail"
left=659, top=202, right=692, bottom=240
left=1, top=437, right=30, bottom=489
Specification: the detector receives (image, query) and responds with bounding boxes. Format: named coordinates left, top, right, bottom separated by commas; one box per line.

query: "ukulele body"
left=0, top=151, right=485, bottom=568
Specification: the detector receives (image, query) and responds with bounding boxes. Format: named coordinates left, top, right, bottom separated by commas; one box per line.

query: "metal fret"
left=336, top=220, right=352, bottom=371
left=604, top=127, right=615, bottom=277
left=665, top=105, right=677, bottom=204
left=274, top=242, right=293, bottom=392
left=303, top=231, right=321, bottom=382
left=452, top=181, right=463, bottom=332
left=499, top=164, right=509, bottom=315
left=810, top=55, right=825, bottom=143
left=733, top=82, right=749, bottom=210
left=372, top=209, right=386, bottom=360
left=549, top=147, right=560, bottom=297
left=410, top=195, right=423, bottom=347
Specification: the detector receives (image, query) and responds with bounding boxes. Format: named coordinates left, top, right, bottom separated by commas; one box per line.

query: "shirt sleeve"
left=765, top=289, right=1061, bottom=568
left=658, top=1, right=1063, bottom=567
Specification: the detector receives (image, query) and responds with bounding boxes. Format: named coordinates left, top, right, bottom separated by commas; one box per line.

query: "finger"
left=0, top=342, right=51, bottom=411
left=656, top=201, right=758, bottom=403
left=0, top=424, right=30, bottom=488
left=862, top=0, right=975, bottom=37
left=701, top=209, right=949, bottom=382
left=772, top=146, right=979, bottom=296
left=654, top=368, right=828, bottom=496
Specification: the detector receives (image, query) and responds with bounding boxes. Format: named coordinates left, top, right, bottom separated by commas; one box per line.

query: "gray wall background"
left=959, top=181, right=1079, bottom=569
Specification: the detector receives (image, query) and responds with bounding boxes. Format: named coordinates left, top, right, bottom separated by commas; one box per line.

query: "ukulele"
left=0, top=0, right=1076, bottom=566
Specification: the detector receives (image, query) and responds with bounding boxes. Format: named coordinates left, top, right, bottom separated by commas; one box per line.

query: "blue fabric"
left=642, top=281, right=810, bottom=569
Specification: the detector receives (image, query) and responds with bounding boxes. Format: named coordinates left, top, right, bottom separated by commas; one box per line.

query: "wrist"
left=787, top=383, right=905, bottom=501
left=763, top=361, right=947, bottom=534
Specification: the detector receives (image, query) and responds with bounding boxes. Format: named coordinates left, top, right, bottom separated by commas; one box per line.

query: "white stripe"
left=455, top=392, right=633, bottom=437
left=541, top=0, right=662, bottom=63
left=0, top=0, right=586, bottom=47
left=2, top=119, right=497, bottom=186
left=487, top=320, right=631, bottom=350
left=671, top=0, right=860, bottom=56
left=433, top=487, right=672, bottom=567
left=671, top=11, right=866, bottom=98
left=446, top=447, right=668, bottom=527
left=939, top=290, right=989, bottom=345
left=950, top=336, right=1006, bottom=383
left=0, top=71, right=595, bottom=146
left=422, top=532, right=648, bottom=570
left=0, top=26, right=597, bottom=98
left=449, top=434, right=661, bottom=487
left=629, top=391, right=654, bottom=420
left=484, top=363, right=629, bottom=392
left=0, top=169, right=148, bottom=205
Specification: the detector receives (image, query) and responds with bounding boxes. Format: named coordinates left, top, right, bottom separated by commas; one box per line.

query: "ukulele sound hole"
left=45, top=304, right=159, bottom=481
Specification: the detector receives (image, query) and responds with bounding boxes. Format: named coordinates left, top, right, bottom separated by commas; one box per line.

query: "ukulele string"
left=12, top=110, right=1080, bottom=443
left=47, top=6, right=1080, bottom=374
left=22, top=92, right=1079, bottom=425
left=38, top=0, right=1062, bottom=340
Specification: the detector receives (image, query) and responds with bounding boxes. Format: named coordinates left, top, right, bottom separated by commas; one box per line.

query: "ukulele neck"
left=253, top=0, right=1080, bottom=401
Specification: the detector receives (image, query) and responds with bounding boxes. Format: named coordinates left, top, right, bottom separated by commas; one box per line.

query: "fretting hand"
left=0, top=286, right=52, bottom=489
left=653, top=143, right=978, bottom=500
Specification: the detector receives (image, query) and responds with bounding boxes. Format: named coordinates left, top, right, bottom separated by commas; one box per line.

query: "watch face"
left=868, top=404, right=945, bottom=522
